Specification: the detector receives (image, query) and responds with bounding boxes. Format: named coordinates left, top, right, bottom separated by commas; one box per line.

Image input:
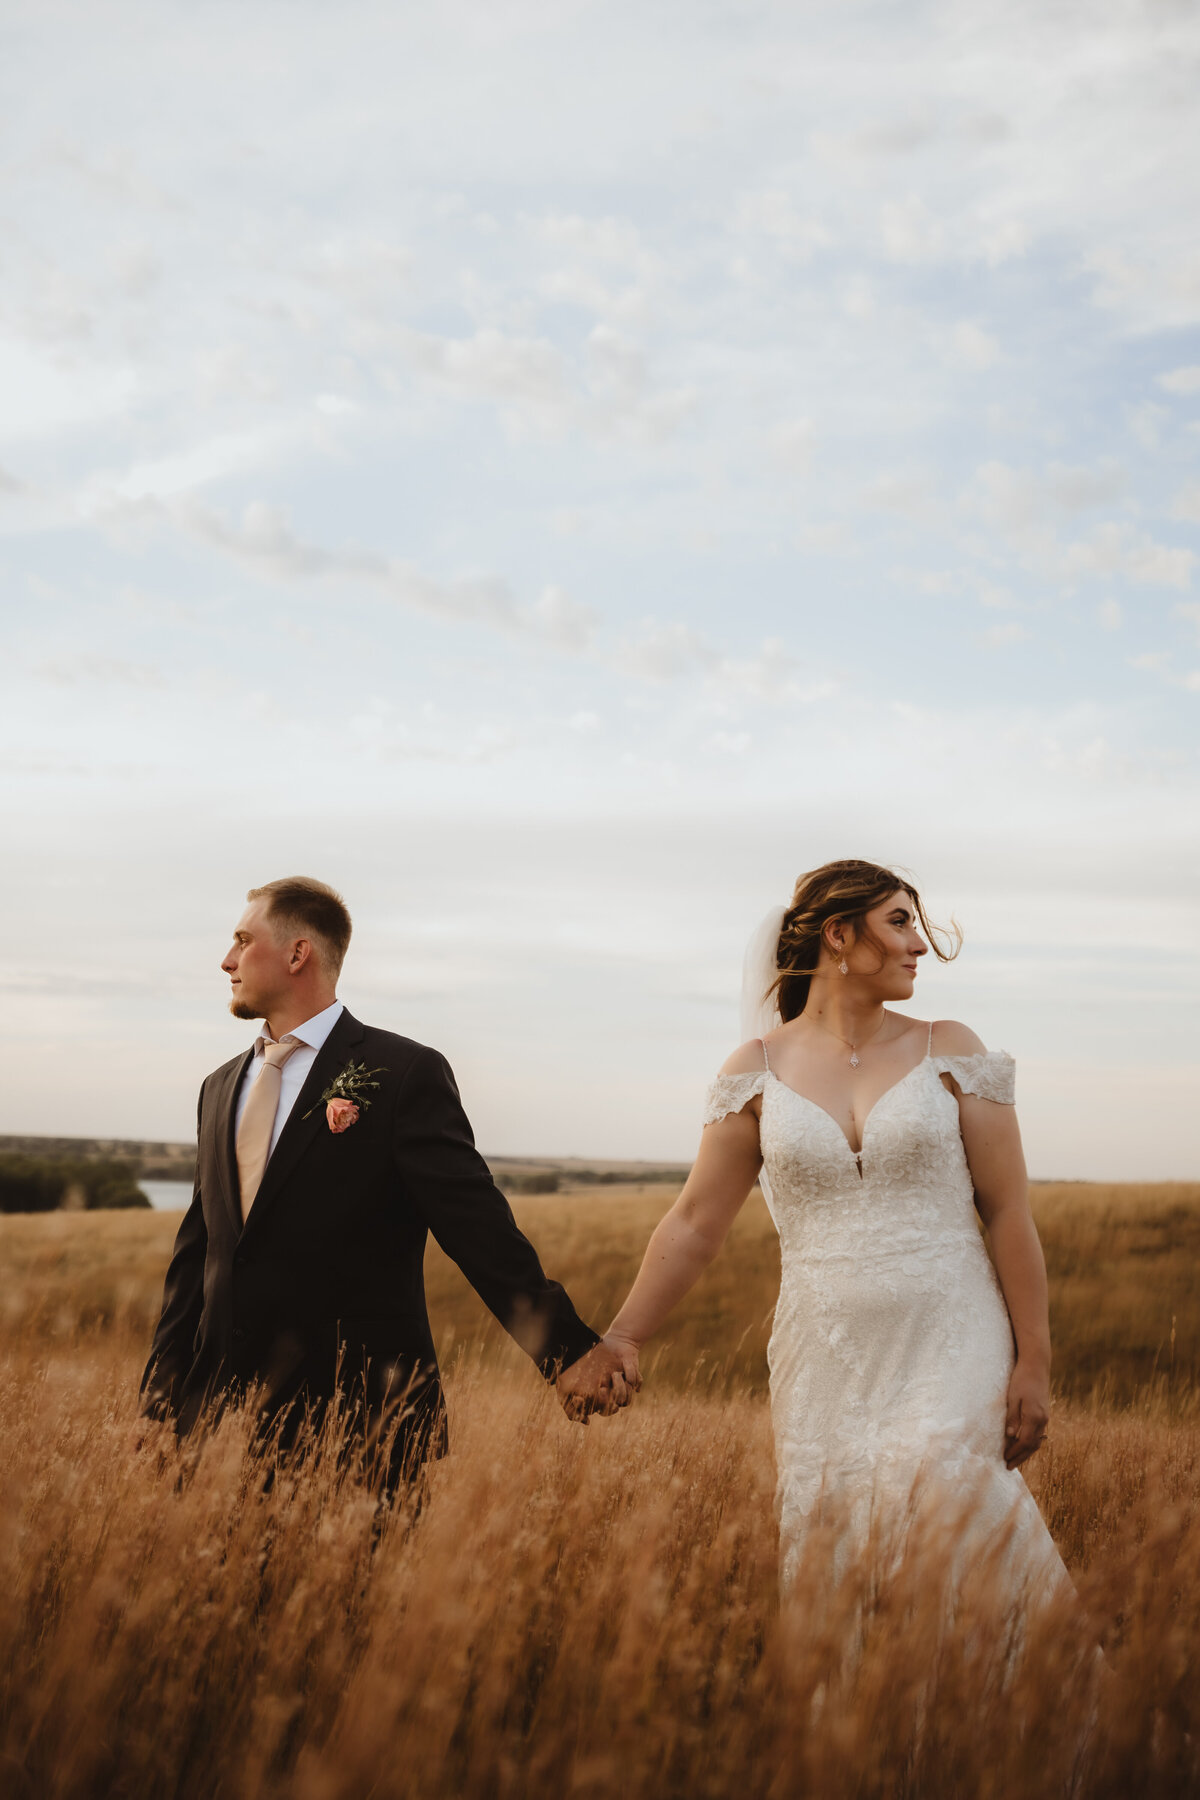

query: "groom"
left=141, top=877, right=626, bottom=1487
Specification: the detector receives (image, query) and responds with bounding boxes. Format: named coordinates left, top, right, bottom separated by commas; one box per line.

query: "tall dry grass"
left=6, top=1181, right=1196, bottom=1403
left=1, top=1190, right=1199, bottom=1797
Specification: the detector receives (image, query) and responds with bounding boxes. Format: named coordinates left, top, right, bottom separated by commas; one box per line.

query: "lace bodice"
left=700, top=1043, right=1067, bottom=1602
left=702, top=1050, right=1013, bottom=1244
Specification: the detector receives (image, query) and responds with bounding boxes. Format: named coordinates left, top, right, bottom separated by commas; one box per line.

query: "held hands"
left=557, top=1335, right=642, bottom=1424
left=1004, top=1357, right=1050, bottom=1470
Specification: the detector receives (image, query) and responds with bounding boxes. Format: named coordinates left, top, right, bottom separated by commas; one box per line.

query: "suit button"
left=232, top=1327, right=246, bottom=1344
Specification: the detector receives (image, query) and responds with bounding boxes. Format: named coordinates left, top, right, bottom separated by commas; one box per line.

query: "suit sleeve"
left=140, top=1085, right=208, bottom=1419
left=393, top=1048, right=600, bottom=1377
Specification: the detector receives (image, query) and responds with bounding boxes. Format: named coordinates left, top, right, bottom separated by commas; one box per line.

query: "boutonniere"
left=304, top=1060, right=386, bottom=1134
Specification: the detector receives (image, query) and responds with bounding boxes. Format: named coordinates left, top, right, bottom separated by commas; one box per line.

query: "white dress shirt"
left=234, top=1000, right=345, bottom=1160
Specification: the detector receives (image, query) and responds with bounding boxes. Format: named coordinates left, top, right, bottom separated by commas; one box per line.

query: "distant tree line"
left=0, top=1155, right=150, bottom=1214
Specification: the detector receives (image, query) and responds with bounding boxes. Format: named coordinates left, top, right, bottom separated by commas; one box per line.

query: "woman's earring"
left=838, top=958, right=849, bottom=975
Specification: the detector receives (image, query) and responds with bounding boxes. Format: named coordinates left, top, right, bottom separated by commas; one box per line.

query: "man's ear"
left=289, top=937, right=313, bottom=973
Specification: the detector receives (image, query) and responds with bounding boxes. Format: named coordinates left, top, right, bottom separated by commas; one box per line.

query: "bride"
left=561, top=858, right=1070, bottom=1600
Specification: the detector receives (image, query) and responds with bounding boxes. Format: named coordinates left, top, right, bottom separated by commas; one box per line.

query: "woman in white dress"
left=564, top=859, right=1069, bottom=1600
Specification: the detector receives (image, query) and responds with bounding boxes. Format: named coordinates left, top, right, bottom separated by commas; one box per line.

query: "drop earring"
left=838, top=957, right=849, bottom=975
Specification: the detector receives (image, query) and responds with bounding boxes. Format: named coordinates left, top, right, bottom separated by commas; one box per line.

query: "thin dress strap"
left=926, top=1020, right=934, bottom=1056
left=759, top=1036, right=772, bottom=1073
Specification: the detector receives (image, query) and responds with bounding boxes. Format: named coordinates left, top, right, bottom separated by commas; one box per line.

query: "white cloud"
left=769, top=418, right=816, bottom=474
left=34, top=655, right=166, bottom=688
left=735, top=190, right=832, bottom=261
left=982, top=621, right=1030, bottom=647
left=973, top=460, right=1125, bottom=535
left=948, top=322, right=1000, bottom=371
left=1157, top=366, right=1200, bottom=395
left=95, top=494, right=590, bottom=644
left=1098, top=599, right=1122, bottom=631
left=523, top=584, right=596, bottom=651
left=616, top=621, right=714, bottom=681
left=1062, top=525, right=1193, bottom=591
left=881, top=195, right=944, bottom=263
left=865, top=468, right=940, bottom=520
left=399, top=325, right=572, bottom=417
left=1172, top=481, right=1200, bottom=523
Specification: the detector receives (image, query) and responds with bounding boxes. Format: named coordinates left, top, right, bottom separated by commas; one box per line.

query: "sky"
left=2, top=0, right=1198, bottom=1178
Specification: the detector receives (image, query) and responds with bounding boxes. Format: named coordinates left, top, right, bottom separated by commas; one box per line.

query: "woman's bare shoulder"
left=929, top=1019, right=988, bottom=1057
left=718, top=1038, right=770, bottom=1077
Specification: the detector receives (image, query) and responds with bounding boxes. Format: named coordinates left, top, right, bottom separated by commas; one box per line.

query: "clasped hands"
left=557, top=1335, right=641, bottom=1423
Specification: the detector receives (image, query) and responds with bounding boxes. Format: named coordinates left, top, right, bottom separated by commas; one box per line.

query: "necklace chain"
left=808, top=1010, right=889, bottom=1068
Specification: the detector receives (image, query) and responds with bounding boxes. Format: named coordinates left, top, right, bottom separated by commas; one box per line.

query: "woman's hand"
left=557, top=1336, right=641, bottom=1423
left=1004, top=1358, right=1050, bottom=1469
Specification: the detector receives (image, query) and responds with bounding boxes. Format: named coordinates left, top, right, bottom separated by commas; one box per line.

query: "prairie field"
left=1, top=1183, right=1198, bottom=1798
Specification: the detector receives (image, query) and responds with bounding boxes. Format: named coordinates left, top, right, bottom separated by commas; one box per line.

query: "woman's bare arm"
left=940, top=1022, right=1051, bottom=1470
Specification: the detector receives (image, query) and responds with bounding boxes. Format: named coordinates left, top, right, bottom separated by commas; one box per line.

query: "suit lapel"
left=213, top=1048, right=255, bottom=1235
left=241, top=1008, right=366, bottom=1239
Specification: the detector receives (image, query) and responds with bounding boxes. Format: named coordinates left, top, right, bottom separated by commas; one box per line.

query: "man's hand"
left=557, top=1336, right=641, bottom=1424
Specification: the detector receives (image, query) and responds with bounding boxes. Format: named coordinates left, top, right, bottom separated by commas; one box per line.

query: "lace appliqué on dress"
left=932, top=1050, right=1016, bottom=1105
left=702, top=1071, right=768, bottom=1126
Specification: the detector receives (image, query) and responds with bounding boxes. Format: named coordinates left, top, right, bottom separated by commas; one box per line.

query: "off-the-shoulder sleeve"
left=932, top=1050, right=1016, bottom=1105
left=702, top=1070, right=768, bottom=1126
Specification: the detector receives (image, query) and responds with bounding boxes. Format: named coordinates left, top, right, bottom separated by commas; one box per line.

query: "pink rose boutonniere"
left=303, top=1060, right=386, bottom=1134
left=326, top=1098, right=359, bottom=1134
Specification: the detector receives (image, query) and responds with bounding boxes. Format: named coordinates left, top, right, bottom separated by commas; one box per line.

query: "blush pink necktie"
left=236, top=1035, right=302, bottom=1222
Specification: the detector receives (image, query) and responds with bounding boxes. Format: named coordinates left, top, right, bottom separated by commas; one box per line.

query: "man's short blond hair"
left=247, top=877, right=352, bottom=979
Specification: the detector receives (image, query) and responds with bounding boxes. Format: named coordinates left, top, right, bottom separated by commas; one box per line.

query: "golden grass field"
left=1, top=1182, right=1198, bottom=1798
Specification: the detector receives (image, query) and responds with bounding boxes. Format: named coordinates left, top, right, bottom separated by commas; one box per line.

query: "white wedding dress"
left=704, top=1029, right=1071, bottom=1600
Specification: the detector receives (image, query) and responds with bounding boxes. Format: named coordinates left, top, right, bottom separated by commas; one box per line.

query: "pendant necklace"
left=809, top=1010, right=889, bottom=1068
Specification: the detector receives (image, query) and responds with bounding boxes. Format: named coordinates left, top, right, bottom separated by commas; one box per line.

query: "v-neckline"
left=764, top=1055, right=932, bottom=1162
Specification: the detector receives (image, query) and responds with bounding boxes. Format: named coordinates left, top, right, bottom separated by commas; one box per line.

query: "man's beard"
left=228, top=999, right=262, bottom=1021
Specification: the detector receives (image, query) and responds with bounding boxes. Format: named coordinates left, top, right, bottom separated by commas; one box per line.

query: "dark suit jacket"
left=140, top=1008, right=598, bottom=1481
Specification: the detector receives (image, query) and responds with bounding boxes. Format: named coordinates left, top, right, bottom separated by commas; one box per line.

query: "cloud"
left=948, top=322, right=1000, bottom=370
left=524, top=584, right=596, bottom=651
left=97, top=494, right=595, bottom=647
left=391, top=322, right=695, bottom=444
left=982, top=621, right=1031, bottom=648
left=735, top=191, right=832, bottom=261
left=1061, top=525, right=1193, bottom=590
left=769, top=418, right=816, bottom=474
left=865, top=468, right=941, bottom=520
left=1157, top=366, right=1200, bottom=395
left=973, top=460, right=1125, bottom=534
left=1172, top=481, right=1200, bottom=523
left=399, top=325, right=571, bottom=415
left=34, top=655, right=166, bottom=688
left=613, top=622, right=835, bottom=705
left=1086, top=245, right=1200, bottom=334
left=880, top=195, right=945, bottom=263
left=1098, top=599, right=1122, bottom=630
left=616, top=621, right=714, bottom=681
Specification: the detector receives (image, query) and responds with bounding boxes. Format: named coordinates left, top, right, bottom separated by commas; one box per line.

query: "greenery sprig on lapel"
left=303, top=1060, right=387, bottom=1120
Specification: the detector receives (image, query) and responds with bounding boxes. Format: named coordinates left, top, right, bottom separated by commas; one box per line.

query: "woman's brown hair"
left=770, top=860, right=960, bottom=1023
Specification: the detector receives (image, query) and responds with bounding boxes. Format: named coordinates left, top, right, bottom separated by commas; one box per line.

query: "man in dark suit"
left=141, top=876, right=629, bottom=1487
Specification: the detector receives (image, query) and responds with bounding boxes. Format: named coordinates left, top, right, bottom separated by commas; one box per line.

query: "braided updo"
left=770, top=860, right=961, bottom=1023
